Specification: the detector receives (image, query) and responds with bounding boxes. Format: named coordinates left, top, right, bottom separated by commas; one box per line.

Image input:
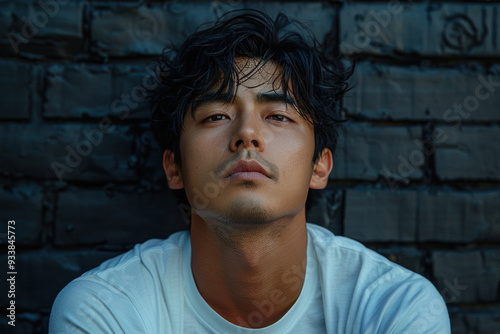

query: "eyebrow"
left=191, top=91, right=233, bottom=114
left=255, top=91, right=297, bottom=106
left=191, top=90, right=297, bottom=113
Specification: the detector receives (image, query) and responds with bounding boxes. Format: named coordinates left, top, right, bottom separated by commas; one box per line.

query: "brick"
left=0, top=1, right=84, bottom=57
left=0, top=61, right=34, bottom=120
left=0, top=3, right=13, bottom=37
left=0, top=316, right=33, bottom=334
left=448, top=312, right=500, bottom=334
left=306, top=189, right=343, bottom=235
left=344, top=189, right=417, bottom=242
left=137, top=129, right=168, bottom=185
left=0, top=123, right=136, bottom=182
left=0, top=250, right=120, bottom=311
left=344, top=63, right=500, bottom=121
left=332, top=123, right=423, bottom=181
left=55, top=188, right=187, bottom=246
left=43, top=64, right=113, bottom=119
left=449, top=313, right=467, bottom=334
left=242, top=1, right=337, bottom=42
left=450, top=311, right=500, bottom=334
left=112, top=64, right=155, bottom=120
left=91, top=2, right=337, bottom=56
left=433, top=250, right=500, bottom=303
left=0, top=184, right=43, bottom=246
left=419, top=190, right=500, bottom=243
left=340, top=3, right=500, bottom=57
left=345, top=188, right=500, bottom=243
left=462, top=313, right=500, bottom=333
left=43, top=64, right=156, bottom=119
left=91, top=4, right=219, bottom=56
left=376, top=248, right=425, bottom=277
left=0, top=313, right=46, bottom=333
left=435, top=126, right=500, bottom=180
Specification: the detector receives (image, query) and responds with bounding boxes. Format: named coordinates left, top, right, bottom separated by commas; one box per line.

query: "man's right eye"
left=204, top=114, right=229, bottom=122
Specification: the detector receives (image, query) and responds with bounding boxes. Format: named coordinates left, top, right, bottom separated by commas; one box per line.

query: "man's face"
left=166, top=58, right=331, bottom=227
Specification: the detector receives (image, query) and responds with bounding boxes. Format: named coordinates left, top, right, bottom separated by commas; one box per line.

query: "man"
left=50, top=10, right=451, bottom=333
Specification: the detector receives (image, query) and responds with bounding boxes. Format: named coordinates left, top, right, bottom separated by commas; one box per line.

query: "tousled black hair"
left=150, top=9, right=353, bottom=167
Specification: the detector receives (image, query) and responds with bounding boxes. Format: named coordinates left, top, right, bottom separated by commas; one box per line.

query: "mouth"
left=223, top=160, right=272, bottom=180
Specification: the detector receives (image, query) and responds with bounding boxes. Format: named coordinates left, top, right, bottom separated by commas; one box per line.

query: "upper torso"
left=49, top=223, right=451, bottom=333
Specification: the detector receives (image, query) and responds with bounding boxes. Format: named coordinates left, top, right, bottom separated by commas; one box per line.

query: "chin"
left=217, top=198, right=274, bottom=227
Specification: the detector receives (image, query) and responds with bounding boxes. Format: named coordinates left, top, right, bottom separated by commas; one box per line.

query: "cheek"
left=180, top=133, right=224, bottom=184
left=273, top=139, right=315, bottom=189
left=285, top=159, right=315, bottom=191
left=273, top=129, right=315, bottom=164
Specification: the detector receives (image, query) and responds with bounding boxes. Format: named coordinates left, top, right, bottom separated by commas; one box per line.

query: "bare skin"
left=163, top=59, right=333, bottom=328
left=189, top=210, right=308, bottom=327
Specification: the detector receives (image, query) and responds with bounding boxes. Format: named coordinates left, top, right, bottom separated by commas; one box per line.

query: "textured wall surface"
left=0, top=0, right=499, bottom=333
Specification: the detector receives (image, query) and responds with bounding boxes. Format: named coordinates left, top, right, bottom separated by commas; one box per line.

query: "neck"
left=190, top=211, right=308, bottom=328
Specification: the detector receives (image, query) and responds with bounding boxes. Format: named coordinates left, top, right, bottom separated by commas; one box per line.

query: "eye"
left=204, top=114, right=229, bottom=122
left=267, top=114, right=291, bottom=122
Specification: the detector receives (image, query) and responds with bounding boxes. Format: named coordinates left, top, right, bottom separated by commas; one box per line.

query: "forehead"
left=234, top=57, right=282, bottom=88
left=188, top=58, right=296, bottom=115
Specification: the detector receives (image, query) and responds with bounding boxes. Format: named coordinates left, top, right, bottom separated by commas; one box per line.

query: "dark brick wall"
left=0, top=1, right=499, bottom=333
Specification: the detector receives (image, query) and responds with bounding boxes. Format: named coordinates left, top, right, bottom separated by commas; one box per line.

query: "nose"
left=229, top=112, right=265, bottom=152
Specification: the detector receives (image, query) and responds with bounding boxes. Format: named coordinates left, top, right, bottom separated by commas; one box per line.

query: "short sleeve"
left=49, top=277, right=147, bottom=333
left=363, top=274, right=451, bottom=334
left=389, top=277, right=451, bottom=333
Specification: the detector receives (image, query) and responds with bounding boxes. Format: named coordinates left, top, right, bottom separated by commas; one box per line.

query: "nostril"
left=235, top=139, right=259, bottom=148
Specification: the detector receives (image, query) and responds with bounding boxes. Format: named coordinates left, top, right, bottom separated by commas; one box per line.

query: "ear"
left=309, top=148, right=333, bottom=189
left=163, top=150, right=184, bottom=189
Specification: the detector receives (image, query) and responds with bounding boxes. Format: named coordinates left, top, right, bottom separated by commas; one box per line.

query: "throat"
left=190, top=217, right=308, bottom=328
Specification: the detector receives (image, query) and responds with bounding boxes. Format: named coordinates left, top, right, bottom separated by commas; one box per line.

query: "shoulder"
left=306, top=223, right=450, bottom=333
left=84, top=230, right=189, bottom=279
left=49, top=275, right=146, bottom=333
left=307, top=223, right=416, bottom=280
left=49, top=230, right=190, bottom=333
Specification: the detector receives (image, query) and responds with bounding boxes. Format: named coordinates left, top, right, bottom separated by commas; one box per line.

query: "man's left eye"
left=268, top=114, right=290, bottom=122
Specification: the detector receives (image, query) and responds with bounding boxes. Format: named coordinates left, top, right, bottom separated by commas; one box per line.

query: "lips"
left=223, top=160, right=272, bottom=180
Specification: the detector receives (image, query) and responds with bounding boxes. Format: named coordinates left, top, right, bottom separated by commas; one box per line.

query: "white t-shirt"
left=49, top=224, right=451, bottom=333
